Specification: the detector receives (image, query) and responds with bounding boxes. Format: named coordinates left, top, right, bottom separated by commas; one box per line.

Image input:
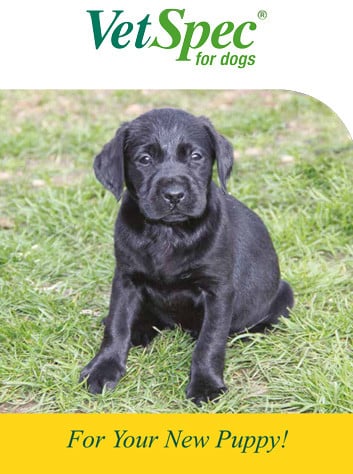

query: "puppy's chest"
left=138, top=271, right=204, bottom=314
left=130, top=250, right=205, bottom=313
left=141, top=229, right=191, bottom=275
left=122, top=223, right=209, bottom=310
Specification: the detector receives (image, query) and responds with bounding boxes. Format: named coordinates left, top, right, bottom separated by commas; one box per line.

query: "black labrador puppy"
left=80, top=108, right=294, bottom=404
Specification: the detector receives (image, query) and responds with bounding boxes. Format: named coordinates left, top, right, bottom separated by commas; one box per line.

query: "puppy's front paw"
left=186, top=377, right=227, bottom=406
left=80, top=356, right=124, bottom=394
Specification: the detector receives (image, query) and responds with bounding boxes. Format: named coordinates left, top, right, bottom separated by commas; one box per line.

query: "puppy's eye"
left=138, top=155, right=152, bottom=166
left=191, top=152, right=203, bottom=161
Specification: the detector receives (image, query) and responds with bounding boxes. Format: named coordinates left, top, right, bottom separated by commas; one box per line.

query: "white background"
left=0, top=0, right=352, bottom=136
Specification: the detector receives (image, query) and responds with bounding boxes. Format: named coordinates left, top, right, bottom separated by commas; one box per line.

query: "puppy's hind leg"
left=130, top=309, right=172, bottom=347
left=250, top=280, right=294, bottom=333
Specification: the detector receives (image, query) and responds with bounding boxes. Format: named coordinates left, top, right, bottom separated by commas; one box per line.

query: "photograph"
left=1, top=89, right=352, bottom=413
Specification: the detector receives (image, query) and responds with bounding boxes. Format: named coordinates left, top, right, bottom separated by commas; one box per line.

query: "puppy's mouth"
left=139, top=191, right=207, bottom=223
left=160, top=206, right=189, bottom=223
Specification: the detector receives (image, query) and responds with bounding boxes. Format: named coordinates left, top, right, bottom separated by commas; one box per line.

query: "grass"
left=0, top=90, right=352, bottom=413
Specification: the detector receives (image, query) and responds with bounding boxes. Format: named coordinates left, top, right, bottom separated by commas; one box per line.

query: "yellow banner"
left=0, top=414, right=350, bottom=472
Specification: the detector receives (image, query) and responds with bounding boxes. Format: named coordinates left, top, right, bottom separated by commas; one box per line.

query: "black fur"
left=80, top=108, right=294, bottom=405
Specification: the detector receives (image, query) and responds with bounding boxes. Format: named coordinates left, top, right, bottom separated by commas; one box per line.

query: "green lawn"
left=0, top=90, right=352, bottom=413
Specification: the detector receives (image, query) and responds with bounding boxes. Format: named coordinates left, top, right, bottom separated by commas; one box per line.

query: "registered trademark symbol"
left=258, top=10, right=268, bottom=20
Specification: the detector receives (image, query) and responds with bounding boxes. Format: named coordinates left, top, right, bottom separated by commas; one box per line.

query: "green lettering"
left=111, top=21, right=133, bottom=48
left=215, top=430, right=232, bottom=448
left=135, top=14, right=151, bottom=48
left=248, top=54, right=256, bottom=65
left=150, top=8, right=185, bottom=49
left=178, top=21, right=210, bottom=61
left=241, top=436, right=256, bottom=453
left=164, top=430, right=182, bottom=448
left=67, top=430, right=84, bottom=448
left=87, top=10, right=124, bottom=49
left=211, top=21, right=233, bottom=48
left=233, top=21, right=257, bottom=48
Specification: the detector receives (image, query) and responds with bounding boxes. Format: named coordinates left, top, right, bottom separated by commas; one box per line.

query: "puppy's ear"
left=93, top=123, right=129, bottom=201
left=201, top=117, right=234, bottom=192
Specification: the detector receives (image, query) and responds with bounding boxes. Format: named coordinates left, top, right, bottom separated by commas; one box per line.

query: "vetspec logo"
left=87, top=8, right=268, bottom=68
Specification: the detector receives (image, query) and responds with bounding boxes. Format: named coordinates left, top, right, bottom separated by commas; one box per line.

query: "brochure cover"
left=1, top=1, right=352, bottom=472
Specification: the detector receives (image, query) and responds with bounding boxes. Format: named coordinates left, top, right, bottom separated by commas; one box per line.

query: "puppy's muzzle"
left=158, top=177, right=188, bottom=208
left=162, top=185, right=186, bottom=206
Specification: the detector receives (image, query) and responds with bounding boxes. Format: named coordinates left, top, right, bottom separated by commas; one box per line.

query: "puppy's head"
left=94, top=108, right=233, bottom=223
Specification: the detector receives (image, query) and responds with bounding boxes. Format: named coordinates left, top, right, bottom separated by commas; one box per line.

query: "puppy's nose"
left=162, top=186, right=185, bottom=205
